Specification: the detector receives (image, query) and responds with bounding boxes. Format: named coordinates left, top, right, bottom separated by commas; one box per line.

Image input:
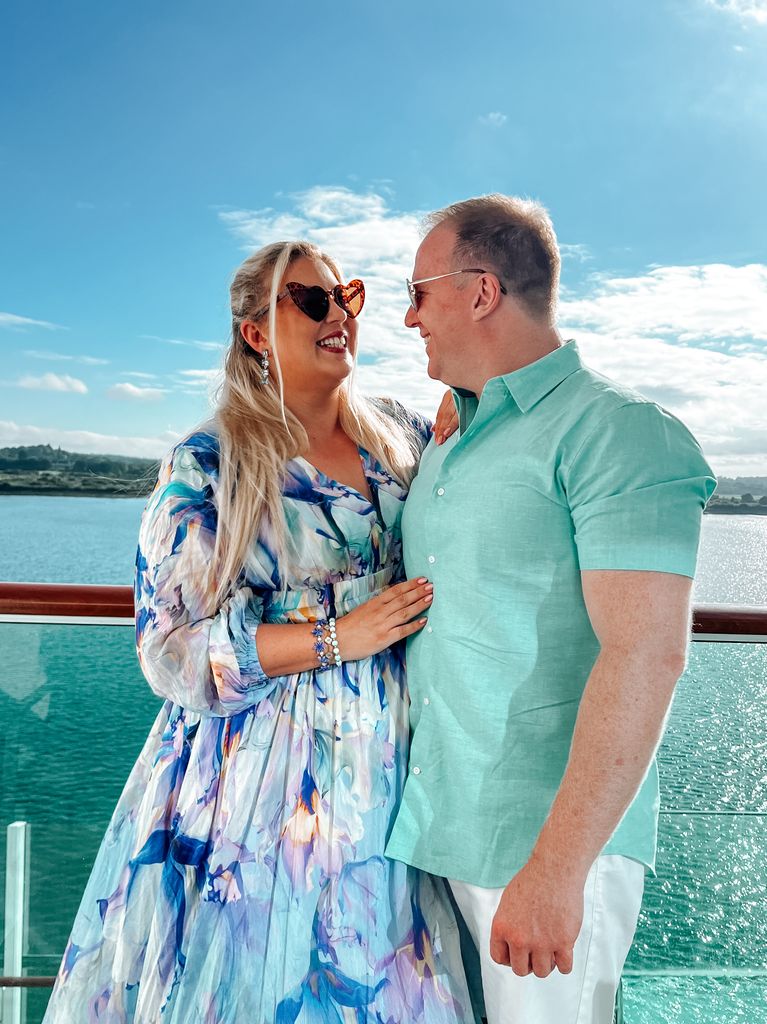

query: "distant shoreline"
left=1, top=486, right=766, bottom=515
left=0, top=487, right=149, bottom=499
left=705, top=504, right=767, bottom=516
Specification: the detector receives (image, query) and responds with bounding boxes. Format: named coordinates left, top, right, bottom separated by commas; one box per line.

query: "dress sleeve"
left=404, top=405, right=434, bottom=451
left=370, top=396, right=434, bottom=453
left=134, top=438, right=276, bottom=717
left=562, top=402, right=717, bottom=578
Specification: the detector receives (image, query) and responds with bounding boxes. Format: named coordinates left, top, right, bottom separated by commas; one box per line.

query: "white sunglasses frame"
left=405, top=268, right=506, bottom=311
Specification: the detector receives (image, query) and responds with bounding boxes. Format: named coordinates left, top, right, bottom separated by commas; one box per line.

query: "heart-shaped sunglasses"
left=253, top=279, right=365, bottom=323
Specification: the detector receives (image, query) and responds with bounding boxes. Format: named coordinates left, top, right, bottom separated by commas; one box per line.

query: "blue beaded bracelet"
left=312, top=617, right=342, bottom=671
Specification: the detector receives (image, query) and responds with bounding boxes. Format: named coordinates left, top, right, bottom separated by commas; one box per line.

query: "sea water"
left=0, top=498, right=765, bottom=1022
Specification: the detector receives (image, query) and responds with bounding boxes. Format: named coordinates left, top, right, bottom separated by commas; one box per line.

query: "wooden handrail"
left=0, top=976, right=55, bottom=988
left=0, top=582, right=766, bottom=638
left=692, top=603, right=767, bottom=637
left=0, top=582, right=134, bottom=618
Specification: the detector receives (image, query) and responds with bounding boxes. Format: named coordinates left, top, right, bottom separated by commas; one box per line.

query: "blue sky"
left=1, top=0, right=766, bottom=473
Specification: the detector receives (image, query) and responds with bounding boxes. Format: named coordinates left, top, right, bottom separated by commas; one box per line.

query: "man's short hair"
left=425, top=194, right=560, bottom=321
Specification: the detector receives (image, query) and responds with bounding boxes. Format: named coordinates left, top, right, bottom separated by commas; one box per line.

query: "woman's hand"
left=335, top=578, right=433, bottom=660
left=433, top=389, right=458, bottom=445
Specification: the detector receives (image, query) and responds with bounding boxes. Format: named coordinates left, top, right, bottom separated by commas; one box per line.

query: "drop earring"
left=260, top=349, right=270, bottom=386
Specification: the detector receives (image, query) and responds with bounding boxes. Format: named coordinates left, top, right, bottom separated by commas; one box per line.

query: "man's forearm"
left=529, top=645, right=685, bottom=878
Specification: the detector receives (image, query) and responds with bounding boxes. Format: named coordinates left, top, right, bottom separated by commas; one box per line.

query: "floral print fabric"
left=43, top=425, right=476, bottom=1023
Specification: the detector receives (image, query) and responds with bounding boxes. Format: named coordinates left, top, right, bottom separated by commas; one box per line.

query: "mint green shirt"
left=385, top=341, right=716, bottom=888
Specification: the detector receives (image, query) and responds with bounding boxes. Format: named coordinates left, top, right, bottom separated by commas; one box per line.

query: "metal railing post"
left=613, top=978, right=624, bottom=1024
left=2, top=822, right=31, bottom=1024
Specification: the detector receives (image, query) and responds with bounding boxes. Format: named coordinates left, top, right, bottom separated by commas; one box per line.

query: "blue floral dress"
left=43, top=424, right=477, bottom=1024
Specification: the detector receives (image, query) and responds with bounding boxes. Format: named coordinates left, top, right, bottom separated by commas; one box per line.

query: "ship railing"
left=1, top=582, right=766, bottom=1023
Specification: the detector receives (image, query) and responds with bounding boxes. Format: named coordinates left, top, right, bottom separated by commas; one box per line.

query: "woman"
left=43, top=241, right=478, bottom=1023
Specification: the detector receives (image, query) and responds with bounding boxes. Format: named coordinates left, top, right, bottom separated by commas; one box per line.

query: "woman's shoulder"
left=141, top=425, right=220, bottom=529
left=167, top=422, right=222, bottom=479
left=366, top=396, right=432, bottom=448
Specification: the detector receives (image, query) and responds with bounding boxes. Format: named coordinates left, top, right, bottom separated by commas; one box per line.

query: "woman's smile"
left=316, top=329, right=349, bottom=353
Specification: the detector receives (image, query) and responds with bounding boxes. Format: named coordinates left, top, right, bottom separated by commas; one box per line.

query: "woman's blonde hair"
left=212, top=240, right=421, bottom=602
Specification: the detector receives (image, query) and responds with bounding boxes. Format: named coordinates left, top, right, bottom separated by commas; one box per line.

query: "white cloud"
left=3, top=190, right=760, bottom=474
left=292, top=187, right=389, bottom=225
left=172, top=368, right=224, bottom=398
left=108, top=382, right=167, bottom=401
left=560, top=263, right=767, bottom=475
left=23, top=349, right=109, bottom=365
left=706, top=0, right=767, bottom=24
left=122, top=371, right=158, bottom=380
left=178, top=369, right=219, bottom=378
left=560, top=243, right=593, bottom=263
left=0, top=420, right=181, bottom=459
left=478, top=112, right=508, bottom=128
left=0, top=312, right=65, bottom=331
left=217, top=186, right=767, bottom=474
left=17, top=373, right=88, bottom=394
left=141, top=334, right=225, bottom=352
left=560, top=264, right=767, bottom=342
left=565, top=328, right=767, bottom=476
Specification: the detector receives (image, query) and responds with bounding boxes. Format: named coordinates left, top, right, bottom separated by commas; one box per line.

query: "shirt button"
left=412, top=766, right=422, bottom=776
left=426, top=626, right=433, bottom=633
left=427, top=555, right=436, bottom=564
left=423, top=696, right=430, bottom=706
left=437, top=487, right=445, bottom=496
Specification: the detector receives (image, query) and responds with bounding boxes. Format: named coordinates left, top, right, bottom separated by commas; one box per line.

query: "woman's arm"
left=255, top=576, right=433, bottom=674
left=136, top=440, right=434, bottom=714
left=135, top=440, right=276, bottom=716
left=432, top=389, right=459, bottom=445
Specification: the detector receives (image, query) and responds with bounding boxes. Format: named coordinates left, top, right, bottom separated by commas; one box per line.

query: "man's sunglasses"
left=253, top=279, right=365, bottom=323
left=406, top=268, right=507, bottom=312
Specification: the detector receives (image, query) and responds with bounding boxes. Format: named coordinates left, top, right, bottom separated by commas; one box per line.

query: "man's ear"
left=240, top=320, right=268, bottom=354
left=472, top=274, right=504, bottom=321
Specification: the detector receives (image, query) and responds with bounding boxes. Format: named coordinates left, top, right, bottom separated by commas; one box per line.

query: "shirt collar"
left=450, top=340, right=583, bottom=431
left=500, top=339, right=583, bottom=413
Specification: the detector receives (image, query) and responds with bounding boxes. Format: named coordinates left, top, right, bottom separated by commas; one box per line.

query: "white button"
left=427, top=555, right=436, bottom=564
left=412, top=766, right=422, bottom=776
left=437, top=487, right=445, bottom=496
left=426, top=626, right=433, bottom=633
left=423, top=697, right=430, bottom=706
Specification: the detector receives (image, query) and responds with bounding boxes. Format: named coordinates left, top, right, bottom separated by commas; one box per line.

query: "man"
left=385, top=195, right=716, bottom=1024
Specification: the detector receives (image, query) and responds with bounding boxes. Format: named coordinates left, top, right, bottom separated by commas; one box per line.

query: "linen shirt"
left=385, top=341, right=716, bottom=888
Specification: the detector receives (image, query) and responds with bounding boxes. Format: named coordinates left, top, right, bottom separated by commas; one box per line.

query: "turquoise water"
left=1, top=495, right=765, bottom=601
left=0, top=497, right=765, bottom=1022
left=0, top=495, right=145, bottom=585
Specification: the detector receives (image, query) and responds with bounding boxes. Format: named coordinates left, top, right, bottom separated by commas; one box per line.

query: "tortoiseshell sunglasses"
left=253, top=279, right=365, bottom=323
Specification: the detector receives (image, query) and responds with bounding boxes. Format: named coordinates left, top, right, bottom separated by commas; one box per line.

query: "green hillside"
left=0, top=445, right=159, bottom=497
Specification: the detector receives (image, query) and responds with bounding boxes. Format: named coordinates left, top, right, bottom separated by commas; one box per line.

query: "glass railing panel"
left=622, top=641, right=767, bottom=1022
left=622, top=974, right=767, bottom=1023
left=634, top=812, right=767, bottom=971
left=2, top=626, right=766, bottom=1022
left=0, top=621, right=161, bottom=1024
left=656, top=642, right=767, bottom=817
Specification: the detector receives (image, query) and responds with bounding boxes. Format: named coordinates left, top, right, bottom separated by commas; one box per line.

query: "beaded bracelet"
left=311, top=617, right=342, bottom=671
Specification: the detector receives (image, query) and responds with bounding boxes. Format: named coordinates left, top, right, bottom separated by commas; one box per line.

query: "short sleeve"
left=562, top=403, right=717, bottom=577
left=134, top=437, right=276, bottom=716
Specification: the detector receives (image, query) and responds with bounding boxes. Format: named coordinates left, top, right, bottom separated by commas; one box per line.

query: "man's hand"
left=490, top=857, right=586, bottom=978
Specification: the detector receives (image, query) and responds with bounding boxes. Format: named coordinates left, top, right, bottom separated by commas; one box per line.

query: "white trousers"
left=448, top=855, right=645, bottom=1024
